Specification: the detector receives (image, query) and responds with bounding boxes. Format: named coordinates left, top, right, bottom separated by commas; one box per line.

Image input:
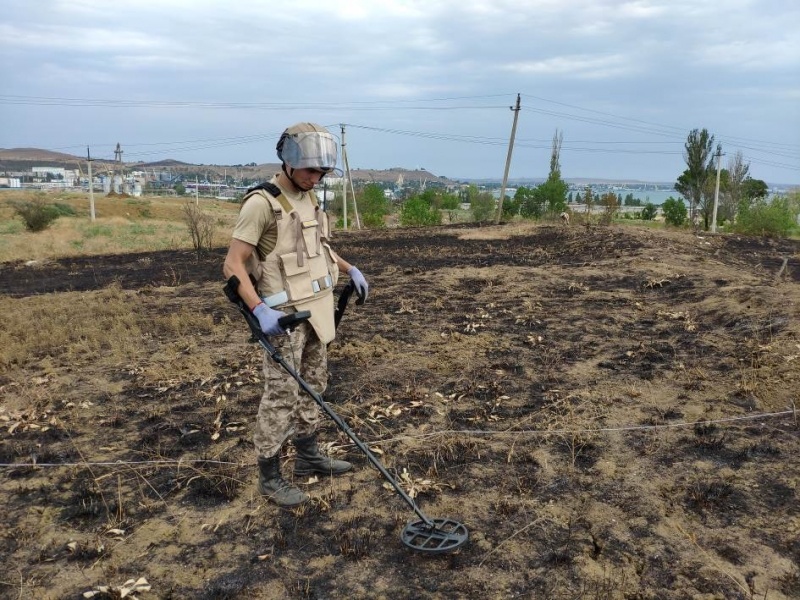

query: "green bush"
left=438, top=193, right=461, bottom=210
left=11, top=198, right=61, bottom=232
left=661, top=197, right=687, bottom=227
left=641, top=202, right=658, bottom=221
left=400, top=196, right=442, bottom=227
left=734, top=197, right=795, bottom=238
left=358, top=184, right=390, bottom=228
left=52, top=203, right=77, bottom=217
left=471, top=192, right=496, bottom=222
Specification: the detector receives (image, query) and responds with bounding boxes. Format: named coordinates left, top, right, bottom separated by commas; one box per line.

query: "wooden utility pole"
left=343, top=147, right=361, bottom=230
left=711, top=147, right=723, bottom=233
left=339, top=124, right=361, bottom=230
left=495, top=93, right=521, bottom=224
left=87, top=147, right=96, bottom=222
left=341, top=124, right=348, bottom=230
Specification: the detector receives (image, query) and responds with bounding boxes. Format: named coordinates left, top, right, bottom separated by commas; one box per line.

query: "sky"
left=1, top=0, right=799, bottom=185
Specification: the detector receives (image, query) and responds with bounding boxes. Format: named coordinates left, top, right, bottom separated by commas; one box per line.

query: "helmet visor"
left=281, top=131, right=338, bottom=172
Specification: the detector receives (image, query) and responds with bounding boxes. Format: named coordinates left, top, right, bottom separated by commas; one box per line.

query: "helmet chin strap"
left=282, top=164, right=314, bottom=192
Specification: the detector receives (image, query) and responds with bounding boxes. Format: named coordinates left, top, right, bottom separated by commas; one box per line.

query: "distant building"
left=0, top=177, right=22, bottom=188
left=32, top=166, right=67, bottom=178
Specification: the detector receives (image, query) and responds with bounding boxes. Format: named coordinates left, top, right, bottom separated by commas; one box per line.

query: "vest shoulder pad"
left=247, top=182, right=281, bottom=197
left=242, top=182, right=294, bottom=214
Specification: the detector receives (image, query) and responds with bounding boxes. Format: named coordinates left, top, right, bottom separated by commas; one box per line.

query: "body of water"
left=494, top=186, right=684, bottom=206
left=570, top=188, right=683, bottom=206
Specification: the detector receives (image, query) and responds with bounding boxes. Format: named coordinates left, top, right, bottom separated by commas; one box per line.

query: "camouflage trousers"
left=253, top=321, right=327, bottom=458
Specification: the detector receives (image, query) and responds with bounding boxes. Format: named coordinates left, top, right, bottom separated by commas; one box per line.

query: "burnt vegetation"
left=1, top=223, right=799, bottom=598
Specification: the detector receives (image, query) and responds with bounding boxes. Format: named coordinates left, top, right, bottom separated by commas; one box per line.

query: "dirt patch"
left=1, top=223, right=799, bottom=599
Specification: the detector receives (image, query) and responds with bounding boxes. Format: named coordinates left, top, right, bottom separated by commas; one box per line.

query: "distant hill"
left=136, top=159, right=191, bottom=168
left=0, top=147, right=85, bottom=162
left=0, top=147, right=456, bottom=184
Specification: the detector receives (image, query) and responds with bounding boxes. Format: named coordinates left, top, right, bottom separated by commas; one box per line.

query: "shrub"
left=641, top=202, right=658, bottom=221
left=734, top=197, right=795, bottom=238
left=400, top=196, right=441, bottom=227
left=52, top=203, right=77, bottom=217
left=471, top=192, right=496, bottom=222
left=358, top=184, right=390, bottom=228
left=662, top=197, right=687, bottom=227
left=183, top=202, right=216, bottom=255
left=11, top=197, right=61, bottom=232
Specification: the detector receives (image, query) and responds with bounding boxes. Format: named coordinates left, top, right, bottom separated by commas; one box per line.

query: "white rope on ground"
left=0, top=409, right=794, bottom=469
left=362, top=409, right=796, bottom=447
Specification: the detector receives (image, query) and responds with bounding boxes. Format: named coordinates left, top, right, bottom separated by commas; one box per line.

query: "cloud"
left=695, top=37, right=800, bottom=71
left=504, top=54, right=634, bottom=79
left=0, top=0, right=797, bottom=183
left=0, top=23, right=163, bottom=53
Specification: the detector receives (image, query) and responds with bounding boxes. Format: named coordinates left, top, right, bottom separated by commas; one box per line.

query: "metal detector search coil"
left=224, top=275, right=470, bottom=554
left=401, top=518, right=469, bottom=554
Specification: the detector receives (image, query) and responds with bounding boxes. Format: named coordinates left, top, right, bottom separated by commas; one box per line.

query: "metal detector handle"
left=223, top=275, right=310, bottom=334
left=278, top=311, right=310, bottom=330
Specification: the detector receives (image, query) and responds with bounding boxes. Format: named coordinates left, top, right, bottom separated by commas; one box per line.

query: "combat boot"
left=257, top=455, right=308, bottom=507
left=293, top=434, right=352, bottom=477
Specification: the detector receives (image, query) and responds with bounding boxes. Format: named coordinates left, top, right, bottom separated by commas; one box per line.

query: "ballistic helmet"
left=276, top=122, right=338, bottom=172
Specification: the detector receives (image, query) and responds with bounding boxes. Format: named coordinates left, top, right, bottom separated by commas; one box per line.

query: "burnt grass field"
left=1, top=222, right=799, bottom=599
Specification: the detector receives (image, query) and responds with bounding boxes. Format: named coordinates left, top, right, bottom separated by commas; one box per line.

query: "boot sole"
left=262, top=492, right=309, bottom=507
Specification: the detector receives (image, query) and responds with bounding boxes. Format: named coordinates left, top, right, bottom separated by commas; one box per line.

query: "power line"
left=6, top=91, right=797, bottom=174
left=0, top=93, right=508, bottom=111
left=522, top=92, right=800, bottom=152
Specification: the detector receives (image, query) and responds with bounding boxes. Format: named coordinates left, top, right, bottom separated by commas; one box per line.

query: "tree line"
left=341, top=127, right=798, bottom=237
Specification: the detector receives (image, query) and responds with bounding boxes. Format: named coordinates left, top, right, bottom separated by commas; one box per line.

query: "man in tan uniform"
left=223, top=123, right=369, bottom=507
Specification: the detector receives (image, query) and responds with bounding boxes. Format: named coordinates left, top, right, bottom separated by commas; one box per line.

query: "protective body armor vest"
left=242, top=182, right=339, bottom=343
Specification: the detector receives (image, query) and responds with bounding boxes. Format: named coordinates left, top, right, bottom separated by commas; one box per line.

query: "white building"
left=32, top=166, right=67, bottom=178
left=0, top=177, right=22, bottom=188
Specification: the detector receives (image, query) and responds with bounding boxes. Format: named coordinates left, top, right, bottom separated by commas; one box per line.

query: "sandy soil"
left=1, top=222, right=799, bottom=599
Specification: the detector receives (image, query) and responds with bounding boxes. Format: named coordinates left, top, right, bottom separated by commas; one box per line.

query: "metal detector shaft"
left=334, top=280, right=355, bottom=329
left=224, top=275, right=436, bottom=528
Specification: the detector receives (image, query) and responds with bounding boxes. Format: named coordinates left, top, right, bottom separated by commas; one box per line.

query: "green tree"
left=471, top=191, right=496, bottom=222
left=541, top=129, right=569, bottom=215
left=583, top=186, right=595, bottom=221
left=741, top=177, right=769, bottom=203
left=723, top=151, right=749, bottom=224
left=438, top=192, right=460, bottom=210
left=786, top=189, right=800, bottom=225
left=517, top=186, right=544, bottom=219
left=662, top=196, right=687, bottom=227
left=675, top=128, right=717, bottom=229
left=358, top=183, right=390, bottom=228
left=501, top=190, right=522, bottom=219
left=400, top=195, right=441, bottom=227
left=174, top=182, right=186, bottom=196
left=515, top=130, right=569, bottom=221
left=641, top=202, right=658, bottom=221
left=599, top=192, right=619, bottom=225
left=539, top=177, right=569, bottom=216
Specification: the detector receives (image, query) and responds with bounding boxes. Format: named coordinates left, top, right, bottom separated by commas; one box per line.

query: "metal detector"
left=224, top=275, right=469, bottom=554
